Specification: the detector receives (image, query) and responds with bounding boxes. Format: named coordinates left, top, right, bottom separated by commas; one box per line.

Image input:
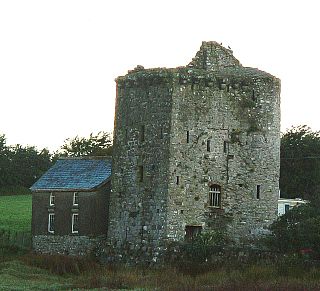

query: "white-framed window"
left=72, top=213, right=79, bottom=234
left=49, top=193, right=55, bottom=206
left=48, top=213, right=55, bottom=233
left=209, top=184, right=221, bottom=207
left=73, top=192, right=79, bottom=206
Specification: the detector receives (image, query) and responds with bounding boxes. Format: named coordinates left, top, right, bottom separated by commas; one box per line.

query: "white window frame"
left=209, top=184, right=221, bottom=208
left=72, top=213, right=79, bottom=234
left=48, top=213, right=55, bottom=234
left=73, top=192, right=79, bottom=206
left=49, top=192, right=55, bottom=206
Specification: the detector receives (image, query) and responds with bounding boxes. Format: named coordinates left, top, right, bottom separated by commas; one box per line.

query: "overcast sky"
left=0, top=0, right=319, bottom=151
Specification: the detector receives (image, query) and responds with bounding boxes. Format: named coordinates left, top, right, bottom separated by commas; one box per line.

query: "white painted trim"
left=72, top=213, right=79, bottom=234
left=48, top=213, right=55, bottom=233
left=73, top=192, right=79, bottom=206
left=49, top=192, right=55, bottom=206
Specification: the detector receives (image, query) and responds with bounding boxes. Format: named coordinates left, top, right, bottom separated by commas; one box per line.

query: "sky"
left=0, top=0, right=319, bottom=151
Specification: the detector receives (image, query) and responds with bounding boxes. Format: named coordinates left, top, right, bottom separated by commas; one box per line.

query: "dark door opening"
left=185, top=225, right=202, bottom=240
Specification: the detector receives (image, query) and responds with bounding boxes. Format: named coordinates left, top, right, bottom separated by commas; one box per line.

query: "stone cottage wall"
left=32, top=235, right=105, bottom=256
left=32, top=184, right=110, bottom=255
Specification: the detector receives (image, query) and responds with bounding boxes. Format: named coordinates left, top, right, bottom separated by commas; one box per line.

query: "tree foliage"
left=57, top=131, right=112, bottom=157
left=0, top=134, right=52, bottom=192
left=280, top=125, right=320, bottom=200
left=267, top=203, right=320, bottom=256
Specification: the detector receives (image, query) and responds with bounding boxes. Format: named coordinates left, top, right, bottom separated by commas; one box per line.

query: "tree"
left=0, top=134, right=11, bottom=188
left=9, top=145, right=52, bottom=187
left=0, top=133, right=53, bottom=192
left=57, top=131, right=113, bottom=157
left=280, top=125, right=320, bottom=200
left=267, top=203, right=320, bottom=255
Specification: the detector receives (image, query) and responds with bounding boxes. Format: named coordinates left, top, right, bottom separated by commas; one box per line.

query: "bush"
left=266, top=204, right=320, bottom=256
left=170, top=231, right=231, bottom=275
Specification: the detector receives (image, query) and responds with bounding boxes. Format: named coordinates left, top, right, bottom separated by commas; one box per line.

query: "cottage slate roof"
left=30, top=158, right=112, bottom=191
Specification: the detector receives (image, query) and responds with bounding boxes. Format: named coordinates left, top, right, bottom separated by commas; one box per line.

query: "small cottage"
left=30, top=157, right=111, bottom=256
left=278, top=198, right=308, bottom=216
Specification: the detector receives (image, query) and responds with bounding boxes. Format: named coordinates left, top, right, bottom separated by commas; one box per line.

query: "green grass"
left=0, top=260, right=73, bottom=290
left=0, top=195, right=32, bottom=232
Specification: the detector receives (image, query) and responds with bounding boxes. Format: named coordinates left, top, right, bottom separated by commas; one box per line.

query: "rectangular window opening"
left=72, top=213, right=79, bottom=234
left=176, top=176, right=180, bottom=185
left=73, top=192, right=79, bottom=206
left=48, top=213, right=55, bottom=234
left=160, top=127, right=163, bottom=139
left=207, top=140, right=211, bottom=152
left=285, top=204, right=290, bottom=213
left=49, top=193, right=55, bottom=206
left=140, top=125, right=145, bottom=142
left=223, top=141, right=228, bottom=153
left=256, top=185, right=261, bottom=199
left=138, top=165, right=144, bottom=182
left=187, top=130, right=190, bottom=143
left=185, top=225, right=202, bottom=241
left=209, top=185, right=221, bottom=207
left=252, top=89, right=256, bottom=101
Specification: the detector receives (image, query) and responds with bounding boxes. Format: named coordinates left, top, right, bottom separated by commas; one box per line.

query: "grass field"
left=0, top=195, right=32, bottom=232
left=1, top=194, right=320, bottom=289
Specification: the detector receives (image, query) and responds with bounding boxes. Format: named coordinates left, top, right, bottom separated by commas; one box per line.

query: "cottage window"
left=176, top=176, right=180, bottom=185
left=73, top=192, right=79, bottom=206
left=48, top=213, right=55, bottom=233
left=285, top=204, right=290, bottom=213
left=72, top=213, right=79, bottom=234
left=187, top=130, right=190, bottom=143
left=49, top=193, right=55, bottom=206
left=209, top=184, right=221, bottom=207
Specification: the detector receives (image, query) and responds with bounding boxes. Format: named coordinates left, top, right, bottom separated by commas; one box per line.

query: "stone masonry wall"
left=109, top=68, right=174, bottom=257
left=166, top=62, right=280, bottom=242
left=33, top=235, right=105, bottom=256
left=109, top=41, right=281, bottom=259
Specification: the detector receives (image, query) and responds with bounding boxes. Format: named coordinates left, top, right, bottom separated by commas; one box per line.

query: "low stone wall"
left=33, top=235, right=106, bottom=256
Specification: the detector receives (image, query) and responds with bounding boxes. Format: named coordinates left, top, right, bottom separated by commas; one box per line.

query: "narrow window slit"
left=207, top=140, right=211, bottom=152
left=138, top=166, right=144, bottom=182
left=223, top=141, right=228, bottom=153
left=256, top=185, right=261, bottom=199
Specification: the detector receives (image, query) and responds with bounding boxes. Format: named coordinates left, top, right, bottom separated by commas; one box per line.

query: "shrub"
left=266, top=204, right=320, bottom=256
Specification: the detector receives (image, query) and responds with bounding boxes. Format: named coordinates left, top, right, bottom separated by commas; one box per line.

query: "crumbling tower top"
left=188, top=41, right=241, bottom=70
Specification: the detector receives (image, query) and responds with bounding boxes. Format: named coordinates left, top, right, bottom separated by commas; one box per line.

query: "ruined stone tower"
left=108, top=41, right=281, bottom=257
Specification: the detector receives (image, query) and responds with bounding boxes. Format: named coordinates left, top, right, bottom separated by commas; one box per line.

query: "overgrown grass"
left=2, top=254, right=320, bottom=290
left=0, top=194, right=32, bottom=232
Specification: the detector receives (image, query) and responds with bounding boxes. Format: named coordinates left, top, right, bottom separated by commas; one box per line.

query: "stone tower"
left=108, top=41, right=281, bottom=258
